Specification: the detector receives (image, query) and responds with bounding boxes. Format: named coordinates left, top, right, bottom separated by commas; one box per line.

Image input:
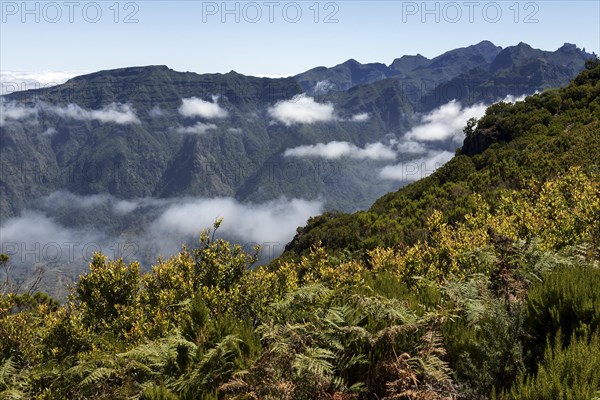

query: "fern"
left=80, top=367, right=116, bottom=386
left=0, top=359, right=17, bottom=390
left=0, top=389, right=27, bottom=400
left=292, top=347, right=335, bottom=378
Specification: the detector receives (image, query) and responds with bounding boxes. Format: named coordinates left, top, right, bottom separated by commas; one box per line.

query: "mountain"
left=295, top=41, right=503, bottom=98
left=295, top=58, right=396, bottom=95
left=2, top=42, right=594, bottom=220
left=420, top=42, right=595, bottom=109
left=0, top=42, right=596, bottom=280
left=283, top=59, right=600, bottom=257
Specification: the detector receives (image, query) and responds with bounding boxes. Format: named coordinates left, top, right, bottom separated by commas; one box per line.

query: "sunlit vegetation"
left=1, top=60, right=599, bottom=399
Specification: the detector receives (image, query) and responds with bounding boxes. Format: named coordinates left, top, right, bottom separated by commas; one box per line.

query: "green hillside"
left=285, top=58, right=600, bottom=258
left=0, top=61, right=599, bottom=399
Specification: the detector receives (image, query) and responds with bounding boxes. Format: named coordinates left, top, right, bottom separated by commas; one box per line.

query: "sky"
left=1, top=0, right=599, bottom=81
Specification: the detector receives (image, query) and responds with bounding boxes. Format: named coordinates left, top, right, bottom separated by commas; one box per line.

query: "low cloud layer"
left=152, top=197, right=323, bottom=245
left=0, top=192, right=323, bottom=273
left=0, top=101, right=39, bottom=126
left=39, top=191, right=142, bottom=216
left=45, top=103, right=141, bottom=124
left=179, top=96, right=228, bottom=119
left=175, top=122, right=218, bottom=134
left=406, top=101, right=488, bottom=143
left=268, top=94, right=336, bottom=125
left=284, top=141, right=396, bottom=160
left=379, top=150, right=454, bottom=182
left=0, top=101, right=140, bottom=126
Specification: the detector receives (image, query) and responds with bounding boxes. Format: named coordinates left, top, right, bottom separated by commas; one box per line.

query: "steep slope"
left=284, top=59, right=600, bottom=256
left=420, top=42, right=595, bottom=110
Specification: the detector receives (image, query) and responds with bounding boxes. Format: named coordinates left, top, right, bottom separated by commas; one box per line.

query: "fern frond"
left=0, top=359, right=17, bottom=388
left=80, top=367, right=116, bottom=386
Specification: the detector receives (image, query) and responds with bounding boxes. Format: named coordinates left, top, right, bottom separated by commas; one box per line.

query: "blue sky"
left=1, top=1, right=599, bottom=76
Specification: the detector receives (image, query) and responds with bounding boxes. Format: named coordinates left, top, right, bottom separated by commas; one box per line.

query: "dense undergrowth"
left=0, top=60, right=599, bottom=399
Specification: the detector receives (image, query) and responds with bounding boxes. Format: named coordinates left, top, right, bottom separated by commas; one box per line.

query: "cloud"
left=178, top=96, right=228, bottom=119
left=42, top=127, right=57, bottom=136
left=252, top=73, right=294, bottom=79
left=0, top=70, right=85, bottom=95
left=314, top=80, right=335, bottom=95
left=405, top=100, right=488, bottom=143
left=0, top=211, right=101, bottom=245
left=38, top=190, right=143, bottom=215
left=151, top=197, right=323, bottom=246
left=0, top=101, right=39, bottom=126
left=394, top=139, right=427, bottom=154
left=284, top=141, right=396, bottom=160
left=227, top=127, right=243, bottom=134
left=379, top=150, right=454, bottom=182
left=502, top=92, right=536, bottom=103
left=44, top=102, right=141, bottom=124
left=175, top=122, right=217, bottom=134
left=0, top=191, right=323, bottom=274
left=148, top=106, right=163, bottom=118
left=351, top=112, right=370, bottom=122
left=0, top=101, right=140, bottom=126
left=0, top=211, right=107, bottom=266
left=268, top=94, right=336, bottom=125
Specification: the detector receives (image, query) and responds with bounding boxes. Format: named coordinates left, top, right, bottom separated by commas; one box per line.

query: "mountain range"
left=0, top=41, right=595, bottom=286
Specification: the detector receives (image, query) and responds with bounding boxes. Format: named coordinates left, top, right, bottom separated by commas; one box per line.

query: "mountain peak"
left=65, top=65, right=174, bottom=84
left=342, top=58, right=361, bottom=66
left=474, top=40, right=498, bottom=48
left=516, top=41, right=533, bottom=49
left=389, top=54, right=431, bottom=72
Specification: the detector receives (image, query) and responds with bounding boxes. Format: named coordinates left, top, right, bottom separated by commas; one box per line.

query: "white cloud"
left=42, top=127, right=57, bottom=136
left=314, top=80, right=335, bottom=95
left=0, top=101, right=39, bottom=126
left=268, top=94, right=336, bottom=125
left=351, top=112, right=370, bottom=122
left=148, top=106, right=163, bottom=118
left=0, top=101, right=140, bottom=126
left=394, top=139, right=427, bottom=154
left=40, top=191, right=108, bottom=208
left=0, top=211, right=106, bottom=265
left=227, top=127, right=243, bottom=134
left=379, top=150, right=454, bottom=182
left=406, top=100, right=488, bottom=143
left=175, top=122, right=218, bottom=134
left=0, top=70, right=85, bottom=95
left=44, top=103, right=141, bottom=124
left=178, top=96, right=228, bottom=119
left=252, top=73, right=294, bottom=79
left=151, top=197, right=323, bottom=245
left=1, top=191, right=323, bottom=267
left=0, top=211, right=91, bottom=245
left=502, top=92, right=536, bottom=103
left=112, top=200, right=139, bottom=215
left=284, top=141, right=396, bottom=160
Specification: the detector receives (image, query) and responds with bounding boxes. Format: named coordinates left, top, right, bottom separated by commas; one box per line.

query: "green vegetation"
left=1, top=61, right=599, bottom=399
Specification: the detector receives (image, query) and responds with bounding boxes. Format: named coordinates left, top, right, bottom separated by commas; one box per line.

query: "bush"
left=524, top=264, right=600, bottom=366
left=502, top=332, right=600, bottom=400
